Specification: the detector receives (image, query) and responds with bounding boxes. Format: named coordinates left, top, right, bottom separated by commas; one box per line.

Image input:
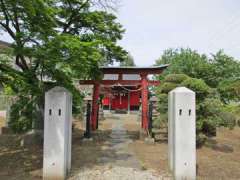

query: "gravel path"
left=70, top=114, right=169, bottom=180
left=97, top=115, right=141, bottom=168
left=70, top=166, right=168, bottom=180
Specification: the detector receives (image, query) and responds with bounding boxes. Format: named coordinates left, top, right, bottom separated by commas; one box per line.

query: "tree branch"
left=13, top=5, right=20, bottom=33
left=0, top=0, right=18, bottom=30
left=0, top=0, right=9, bottom=26
left=19, top=54, right=29, bottom=70
left=15, top=55, right=26, bottom=70
left=0, top=22, right=16, bottom=40
left=62, top=0, right=90, bottom=33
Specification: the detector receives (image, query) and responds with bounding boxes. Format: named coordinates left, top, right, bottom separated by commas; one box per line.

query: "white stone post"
left=43, top=87, right=72, bottom=180
left=168, top=87, right=196, bottom=180
left=168, top=90, right=174, bottom=172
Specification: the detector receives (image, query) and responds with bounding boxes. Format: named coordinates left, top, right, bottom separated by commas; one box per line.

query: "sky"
left=1, top=0, right=240, bottom=67
left=116, top=0, right=240, bottom=66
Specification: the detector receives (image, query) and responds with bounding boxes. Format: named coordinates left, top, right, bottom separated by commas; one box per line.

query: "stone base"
left=82, top=137, right=93, bottom=142
left=99, top=117, right=105, bottom=121
left=144, top=137, right=155, bottom=144
left=139, top=129, right=148, bottom=140
left=20, top=130, right=43, bottom=147
left=0, top=127, right=13, bottom=135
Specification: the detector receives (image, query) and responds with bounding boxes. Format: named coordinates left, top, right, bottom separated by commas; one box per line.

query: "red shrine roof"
left=100, top=64, right=169, bottom=74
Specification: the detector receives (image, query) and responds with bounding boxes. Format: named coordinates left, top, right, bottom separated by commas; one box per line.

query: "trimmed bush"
left=164, top=74, right=189, bottom=84
left=218, top=79, right=240, bottom=103
left=181, top=78, right=210, bottom=100
left=159, top=82, right=178, bottom=94
left=155, top=73, right=232, bottom=146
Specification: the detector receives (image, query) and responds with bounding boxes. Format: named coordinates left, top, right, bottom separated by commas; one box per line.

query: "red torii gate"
left=79, top=65, right=169, bottom=131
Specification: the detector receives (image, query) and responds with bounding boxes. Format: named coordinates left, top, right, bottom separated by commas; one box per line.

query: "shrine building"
left=79, top=65, right=169, bottom=131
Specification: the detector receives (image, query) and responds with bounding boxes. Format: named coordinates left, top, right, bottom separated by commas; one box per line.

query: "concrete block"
left=43, top=87, right=72, bottom=180
left=168, top=87, right=196, bottom=180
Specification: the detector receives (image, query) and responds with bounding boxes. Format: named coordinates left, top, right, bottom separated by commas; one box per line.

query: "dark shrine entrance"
left=79, top=65, right=168, bottom=131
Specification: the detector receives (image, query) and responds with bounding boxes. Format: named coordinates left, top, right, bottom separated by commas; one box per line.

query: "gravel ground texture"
left=70, top=165, right=171, bottom=180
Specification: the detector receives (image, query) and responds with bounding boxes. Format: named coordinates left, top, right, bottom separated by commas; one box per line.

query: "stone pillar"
left=43, top=87, right=72, bottom=180
left=128, top=91, right=130, bottom=114
left=168, top=90, right=174, bottom=172
left=168, top=87, right=196, bottom=180
left=140, top=73, right=149, bottom=129
left=109, top=96, right=112, bottom=112
left=91, top=83, right=100, bottom=130
left=98, top=106, right=104, bottom=120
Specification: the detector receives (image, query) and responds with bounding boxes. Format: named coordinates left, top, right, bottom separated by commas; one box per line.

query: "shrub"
left=218, top=79, right=240, bottom=103
left=164, top=74, right=189, bottom=84
left=156, top=93, right=168, bottom=113
left=181, top=78, right=210, bottom=100
left=9, top=96, right=37, bottom=133
left=159, top=82, right=178, bottom=94
left=218, top=112, right=236, bottom=129
left=155, top=73, right=232, bottom=146
left=153, top=114, right=167, bottom=129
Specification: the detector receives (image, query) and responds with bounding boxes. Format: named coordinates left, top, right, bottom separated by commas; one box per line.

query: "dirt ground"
left=0, top=119, right=113, bottom=180
left=128, top=126, right=240, bottom=180
left=0, top=115, right=240, bottom=180
left=0, top=133, right=43, bottom=180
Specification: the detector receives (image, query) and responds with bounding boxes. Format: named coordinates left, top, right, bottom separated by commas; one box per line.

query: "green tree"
left=120, top=52, right=135, bottom=66
left=0, top=0, right=127, bottom=132
left=218, top=79, right=240, bottom=103
left=155, top=48, right=240, bottom=88
left=155, top=48, right=212, bottom=83
left=210, top=50, right=240, bottom=87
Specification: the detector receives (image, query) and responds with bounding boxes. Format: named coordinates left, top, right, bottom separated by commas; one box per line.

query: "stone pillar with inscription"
left=43, top=87, right=72, bottom=180
left=168, top=87, right=196, bottom=180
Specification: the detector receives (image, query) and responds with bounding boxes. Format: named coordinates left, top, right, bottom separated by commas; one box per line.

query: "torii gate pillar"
left=140, top=73, right=149, bottom=130
left=91, top=82, right=100, bottom=130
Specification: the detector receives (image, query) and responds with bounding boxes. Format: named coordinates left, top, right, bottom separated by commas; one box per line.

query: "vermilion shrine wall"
left=102, top=91, right=140, bottom=110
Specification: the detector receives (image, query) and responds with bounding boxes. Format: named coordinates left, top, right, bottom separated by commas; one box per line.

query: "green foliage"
left=197, top=98, right=224, bottom=137
left=156, top=48, right=240, bottom=88
left=120, top=52, right=135, bottom=66
left=158, top=82, right=178, bottom=94
left=153, top=113, right=167, bottom=129
left=181, top=78, right=210, bottom=101
left=222, top=104, right=240, bottom=127
left=9, top=96, right=36, bottom=133
left=210, top=51, right=240, bottom=87
left=0, top=0, right=127, bottom=132
left=218, top=79, right=240, bottom=103
left=164, top=74, right=189, bottom=84
left=154, top=74, right=234, bottom=146
left=155, top=48, right=240, bottom=145
left=156, top=93, right=168, bottom=113
left=155, top=74, right=190, bottom=128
